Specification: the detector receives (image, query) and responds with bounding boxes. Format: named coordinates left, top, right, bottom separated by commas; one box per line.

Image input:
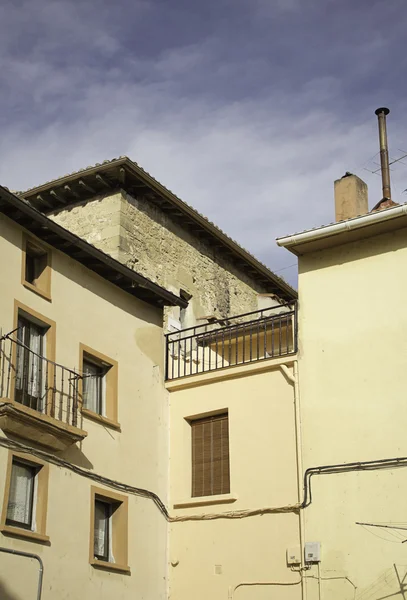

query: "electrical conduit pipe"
left=228, top=363, right=306, bottom=600
left=0, top=547, right=43, bottom=600
left=280, top=361, right=307, bottom=600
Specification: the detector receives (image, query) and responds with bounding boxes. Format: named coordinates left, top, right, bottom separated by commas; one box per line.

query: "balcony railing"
left=0, top=329, right=82, bottom=428
left=165, top=302, right=297, bottom=380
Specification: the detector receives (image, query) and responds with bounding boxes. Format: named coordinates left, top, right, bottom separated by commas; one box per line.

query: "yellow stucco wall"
left=168, top=359, right=301, bottom=600
left=297, top=226, right=407, bottom=599
left=0, top=214, right=170, bottom=599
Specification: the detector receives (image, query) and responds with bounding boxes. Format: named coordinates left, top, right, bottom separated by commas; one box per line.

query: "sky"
left=1, top=0, right=407, bottom=287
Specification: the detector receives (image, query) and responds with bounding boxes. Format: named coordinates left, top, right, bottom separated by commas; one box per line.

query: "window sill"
left=173, top=493, right=238, bottom=509
left=90, top=559, right=130, bottom=574
left=82, top=408, right=121, bottom=431
left=23, top=281, right=52, bottom=302
left=0, top=525, right=50, bottom=545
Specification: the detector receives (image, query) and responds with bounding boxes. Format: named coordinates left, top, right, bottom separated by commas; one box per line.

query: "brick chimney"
left=334, top=172, right=368, bottom=222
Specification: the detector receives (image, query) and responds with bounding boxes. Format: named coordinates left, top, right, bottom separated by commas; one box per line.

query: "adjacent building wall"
left=297, top=226, right=407, bottom=599
left=49, top=190, right=275, bottom=327
left=0, top=213, right=170, bottom=599
left=168, top=359, right=301, bottom=600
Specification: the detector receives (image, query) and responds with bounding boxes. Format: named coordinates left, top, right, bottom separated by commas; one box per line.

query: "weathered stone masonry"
left=50, top=189, right=275, bottom=325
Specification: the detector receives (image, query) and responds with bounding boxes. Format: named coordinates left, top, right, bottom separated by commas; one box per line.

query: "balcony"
left=0, top=330, right=87, bottom=451
left=165, top=302, right=297, bottom=380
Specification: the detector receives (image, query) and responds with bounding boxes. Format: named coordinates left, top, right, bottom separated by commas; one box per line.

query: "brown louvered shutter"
left=191, top=413, right=230, bottom=497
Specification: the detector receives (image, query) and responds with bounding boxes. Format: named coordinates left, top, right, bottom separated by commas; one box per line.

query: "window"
left=94, top=499, right=112, bottom=561
left=22, top=236, right=51, bottom=300
left=191, top=412, right=230, bottom=498
left=15, top=316, right=47, bottom=412
left=83, top=358, right=106, bottom=415
left=1, top=452, right=49, bottom=543
left=80, top=344, right=119, bottom=429
left=90, top=487, right=129, bottom=573
left=6, top=460, right=37, bottom=530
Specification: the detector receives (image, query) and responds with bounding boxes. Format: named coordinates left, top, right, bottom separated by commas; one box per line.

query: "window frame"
left=90, top=486, right=130, bottom=574
left=79, top=344, right=119, bottom=430
left=5, top=458, right=37, bottom=530
left=190, top=411, right=230, bottom=498
left=0, top=451, right=49, bottom=543
left=10, top=301, right=56, bottom=418
left=82, top=357, right=106, bottom=417
left=94, top=498, right=112, bottom=562
left=15, top=315, right=47, bottom=412
left=21, top=235, right=52, bottom=301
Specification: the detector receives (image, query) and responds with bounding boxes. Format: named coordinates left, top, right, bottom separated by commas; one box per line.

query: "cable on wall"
left=2, top=434, right=407, bottom=523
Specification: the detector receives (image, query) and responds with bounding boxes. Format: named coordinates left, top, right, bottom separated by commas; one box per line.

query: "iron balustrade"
left=165, top=302, right=297, bottom=380
left=0, top=329, right=82, bottom=427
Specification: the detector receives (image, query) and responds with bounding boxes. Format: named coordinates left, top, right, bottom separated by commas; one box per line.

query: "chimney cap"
left=375, top=107, right=390, bottom=116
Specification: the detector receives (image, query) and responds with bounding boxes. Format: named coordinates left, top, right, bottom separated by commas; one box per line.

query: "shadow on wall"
left=0, top=580, right=22, bottom=600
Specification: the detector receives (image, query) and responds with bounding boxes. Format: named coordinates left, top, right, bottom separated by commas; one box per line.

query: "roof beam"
left=119, top=167, right=126, bottom=185
left=95, top=173, right=112, bottom=189
left=36, top=194, right=54, bottom=210
left=50, top=189, right=66, bottom=204
left=78, top=179, right=96, bottom=194
left=64, top=185, right=80, bottom=199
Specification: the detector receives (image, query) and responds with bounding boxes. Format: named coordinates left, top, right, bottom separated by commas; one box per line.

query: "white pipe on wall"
left=280, top=361, right=307, bottom=600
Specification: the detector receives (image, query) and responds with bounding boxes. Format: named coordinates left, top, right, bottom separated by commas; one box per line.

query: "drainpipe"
left=280, top=361, right=307, bottom=600
left=0, top=547, right=43, bottom=600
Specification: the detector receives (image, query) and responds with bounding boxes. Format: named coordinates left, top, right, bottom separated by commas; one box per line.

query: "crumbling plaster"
left=50, top=190, right=276, bottom=324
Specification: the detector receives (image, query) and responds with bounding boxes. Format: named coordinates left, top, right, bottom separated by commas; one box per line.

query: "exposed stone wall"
left=50, top=190, right=277, bottom=324
left=52, top=192, right=123, bottom=261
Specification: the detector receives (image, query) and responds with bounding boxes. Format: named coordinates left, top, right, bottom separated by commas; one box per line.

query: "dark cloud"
left=1, top=0, right=407, bottom=287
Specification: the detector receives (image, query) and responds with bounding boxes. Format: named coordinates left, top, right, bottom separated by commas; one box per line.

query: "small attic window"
left=22, top=236, right=51, bottom=300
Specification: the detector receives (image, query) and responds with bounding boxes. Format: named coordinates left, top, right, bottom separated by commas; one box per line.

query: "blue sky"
left=1, top=0, right=407, bottom=286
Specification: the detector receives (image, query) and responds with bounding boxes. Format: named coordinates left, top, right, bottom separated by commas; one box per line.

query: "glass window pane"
left=94, top=500, right=110, bottom=561
left=83, top=360, right=103, bottom=414
left=25, top=253, right=36, bottom=284
left=6, top=461, right=36, bottom=529
left=15, top=317, right=45, bottom=411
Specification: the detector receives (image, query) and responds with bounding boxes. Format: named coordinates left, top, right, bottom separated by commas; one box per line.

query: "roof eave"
left=0, top=185, right=186, bottom=309
left=20, top=158, right=297, bottom=301
left=277, top=203, right=407, bottom=256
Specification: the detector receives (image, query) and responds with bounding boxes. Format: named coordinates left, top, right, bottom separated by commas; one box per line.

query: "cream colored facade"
left=167, top=358, right=302, bottom=600
left=0, top=175, right=298, bottom=600
left=0, top=211, right=171, bottom=599
left=278, top=207, right=407, bottom=599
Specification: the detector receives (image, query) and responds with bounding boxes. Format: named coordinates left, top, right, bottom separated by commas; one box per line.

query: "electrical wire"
left=274, top=263, right=297, bottom=274
left=359, top=524, right=402, bottom=544
left=3, top=423, right=407, bottom=523
left=0, top=432, right=299, bottom=523
left=0, top=432, right=170, bottom=520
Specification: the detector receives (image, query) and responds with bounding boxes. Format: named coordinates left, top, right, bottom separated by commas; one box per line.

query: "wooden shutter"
left=191, top=413, right=230, bottom=497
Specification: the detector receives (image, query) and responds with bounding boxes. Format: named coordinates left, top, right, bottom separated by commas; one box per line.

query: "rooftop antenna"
left=375, top=107, right=391, bottom=200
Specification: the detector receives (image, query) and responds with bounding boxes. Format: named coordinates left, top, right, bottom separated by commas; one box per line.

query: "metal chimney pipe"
left=375, top=107, right=391, bottom=200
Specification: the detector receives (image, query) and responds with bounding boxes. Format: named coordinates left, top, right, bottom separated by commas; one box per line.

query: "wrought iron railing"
left=165, top=302, right=297, bottom=380
left=0, top=329, right=82, bottom=428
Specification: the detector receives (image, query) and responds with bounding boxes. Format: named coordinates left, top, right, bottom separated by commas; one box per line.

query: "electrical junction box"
left=305, top=542, right=321, bottom=563
left=286, top=546, right=301, bottom=565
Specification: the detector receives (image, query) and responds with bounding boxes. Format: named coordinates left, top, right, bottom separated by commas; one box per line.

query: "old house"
left=0, top=161, right=298, bottom=599
left=277, top=166, right=407, bottom=599
left=20, top=156, right=295, bottom=329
